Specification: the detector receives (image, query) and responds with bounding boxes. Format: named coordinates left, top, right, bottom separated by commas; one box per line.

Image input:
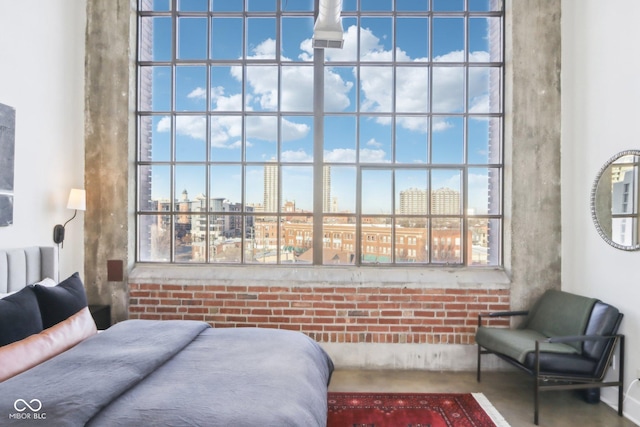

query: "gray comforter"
left=0, top=320, right=334, bottom=426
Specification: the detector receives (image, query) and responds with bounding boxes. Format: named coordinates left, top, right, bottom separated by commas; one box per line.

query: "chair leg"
left=477, top=345, right=482, bottom=382
left=534, top=378, right=539, bottom=425
left=618, top=335, right=625, bottom=416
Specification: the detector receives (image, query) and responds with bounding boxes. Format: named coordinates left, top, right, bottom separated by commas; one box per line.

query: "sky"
left=141, top=1, right=502, bottom=216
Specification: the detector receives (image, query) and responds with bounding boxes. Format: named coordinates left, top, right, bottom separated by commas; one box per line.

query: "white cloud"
left=325, top=148, right=356, bottom=163
left=157, top=116, right=207, bottom=141
left=366, top=138, right=382, bottom=148
left=360, top=148, right=389, bottom=163
left=282, top=149, right=312, bottom=162
left=187, top=87, right=206, bottom=99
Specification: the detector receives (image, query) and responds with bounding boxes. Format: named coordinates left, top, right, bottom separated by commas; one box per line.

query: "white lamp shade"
left=67, top=189, right=86, bottom=211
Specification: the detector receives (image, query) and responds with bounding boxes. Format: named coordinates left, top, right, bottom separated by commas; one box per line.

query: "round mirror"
left=591, top=150, right=640, bottom=250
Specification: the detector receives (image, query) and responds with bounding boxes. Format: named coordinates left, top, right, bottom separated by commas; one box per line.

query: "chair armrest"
left=477, top=310, right=529, bottom=327
left=539, top=334, right=623, bottom=345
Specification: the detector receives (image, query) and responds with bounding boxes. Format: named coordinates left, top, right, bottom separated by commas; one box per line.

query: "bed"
left=0, top=247, right=334, bottom=426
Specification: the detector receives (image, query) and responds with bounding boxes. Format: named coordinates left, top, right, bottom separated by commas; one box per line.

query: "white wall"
left=562, top=1, right=640, bottom=423
left=0, top=1, right=86, bottom=281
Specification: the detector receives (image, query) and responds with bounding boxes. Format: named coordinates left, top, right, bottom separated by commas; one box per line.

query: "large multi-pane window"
left=136, top=0, right=503, bottom=266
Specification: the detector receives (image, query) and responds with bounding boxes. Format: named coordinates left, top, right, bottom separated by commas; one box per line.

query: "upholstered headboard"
left=0, top=247, right=58, bottom=293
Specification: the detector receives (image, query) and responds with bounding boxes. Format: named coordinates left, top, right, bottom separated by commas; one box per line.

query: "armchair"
left=475, top=290, right=624, bottom=425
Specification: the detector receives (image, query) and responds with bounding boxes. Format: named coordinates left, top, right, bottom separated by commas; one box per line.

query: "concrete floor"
left=329, top=369, right=636, bottom=427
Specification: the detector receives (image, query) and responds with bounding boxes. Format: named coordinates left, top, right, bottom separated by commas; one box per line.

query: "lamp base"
left=53, top=224, right=65, bottom=244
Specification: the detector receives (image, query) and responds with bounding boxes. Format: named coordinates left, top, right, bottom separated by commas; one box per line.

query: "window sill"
left=129, top=264, right=511, bottom=289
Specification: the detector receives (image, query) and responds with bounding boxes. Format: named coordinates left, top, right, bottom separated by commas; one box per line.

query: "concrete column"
left=505, top=0, right=562, bottom=311
left=84, top=0, right=136, bottom=322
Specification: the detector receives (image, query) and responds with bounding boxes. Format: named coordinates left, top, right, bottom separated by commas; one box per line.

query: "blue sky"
left=142, top=2, right=501, bottom=216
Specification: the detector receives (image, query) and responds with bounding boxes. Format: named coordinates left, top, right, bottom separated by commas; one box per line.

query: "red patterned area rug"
left=327, top=392, right=511, bottom=427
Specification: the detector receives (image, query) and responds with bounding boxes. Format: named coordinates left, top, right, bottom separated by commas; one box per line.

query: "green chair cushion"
left=476, top=327, right=579, bottom=364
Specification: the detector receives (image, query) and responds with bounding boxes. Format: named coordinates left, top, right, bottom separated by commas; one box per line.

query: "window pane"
left=246, top=115, right=277, bottom=161
left=361, top=0, right=392, bottom=11
left=322, top=218, right=356, bottom=265
left=175, top=115, right=206, bottom=161
left=281, top=17, right=314, bottom=62
left=175, top=165, right=206, bottom=203
left=469, top=0, right=502, bottom=12
left=211, top=115, right=242, bottom=161
left=139, top=164, right=171, bottom=210
left=468, top=117, right=501, bottom=164
left=360, top=117, right=391, bottom=163
left=281, top=65, right=313, bottom=112
left=138, top=215, right=171, bottom=262
left=139, top=116, right=171, bottom=162
left=212, top=18, right=243, bottom=60
left=396, top=67, right=428, bottom=113
left=396, top=18, right=428, bottom=61
left=139, top=66, right=171, bottom=111
left=178, top=0, right=208, bottom=11
left=212, top=0, right=243, bottom=12
left=360, top=18, right=392, bottom=61
left=176, top=66, right=207, bottom=112
left=432, top=116, right=463, bottom=164
left=324, top=67, right=356, bottom=112
left=395, top=218, right=428, bottom=263
left=468, top=167, right=501, bottom=215
left=281, top=0, right=313, bottom=11
left=362, top=169, right=392, bottom=214
left=432, top=18, right=464, bottom=59
left=140, top=17, right=172, bottom=61
left=140, top=0, right=170, bottom=12
left=395, top=117, right=428, bottom=164
left=175, top=214, right=206, bottom=262
left=431, top=218, right=462, bottom=264
left=360, top=66, right=392, bottom=113
left=282, top=166, right=313, bottom=212
left=248, top=0, right=276, bottom=12
left=246, top=66, right=278, bottom=111
left=210, top=215, right=243, bottom=263
left=211, top=66, right=243, bottom=111
left=324, top=116, right=356, bottom=163
left=250, top=217, right=279, bottom=264
left=210, top=165, right=242, bottom=209
left=470, top=18, right=503, bottom=62
left=432, top=66, right=464, bottom=113
left=396, top=170, right=428, bottom=215
left=433, top=0, right=463, bottom=12
left=247, top=18, right=276, bottom=60
left=361, top=217, right=392, bottom=264
left=396, top=0, right=428, bottom=12
left=469, top=218, right=501, bottom=266
left=246, top=164, right=275, bottom=212
left=281, top=116, right=313, bottom=162
left=326, top=17, right=357, bottom=61
left=431, top=169, right=462, bottom=215
left=178, top=17, right=208, bottom=60
left=327, top=166, right=356, bottom=213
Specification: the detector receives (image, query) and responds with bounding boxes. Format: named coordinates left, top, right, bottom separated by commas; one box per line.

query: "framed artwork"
left=0, top=103, right=15, bottom=227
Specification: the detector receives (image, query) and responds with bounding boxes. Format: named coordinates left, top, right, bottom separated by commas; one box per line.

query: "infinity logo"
left=14, top=399, right=42, bottom=412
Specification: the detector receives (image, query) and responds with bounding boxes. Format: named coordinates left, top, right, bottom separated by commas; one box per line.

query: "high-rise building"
left=399, top=188, right=428, bottom=215
left=431, top=188, right=460, bottom=215
left=323, top=165, right=331, bottom=212
left=264, top=160, right=278, bottom=213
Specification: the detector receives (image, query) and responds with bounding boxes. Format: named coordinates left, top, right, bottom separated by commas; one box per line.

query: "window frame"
left=135, top=0, right=505, bottom=267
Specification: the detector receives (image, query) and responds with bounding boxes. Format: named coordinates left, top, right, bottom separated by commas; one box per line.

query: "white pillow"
left=33, top=277, right=57, bottom=287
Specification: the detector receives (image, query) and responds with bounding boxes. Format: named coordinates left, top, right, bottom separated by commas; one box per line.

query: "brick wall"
left=129, top=282, right=510, bottom=344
